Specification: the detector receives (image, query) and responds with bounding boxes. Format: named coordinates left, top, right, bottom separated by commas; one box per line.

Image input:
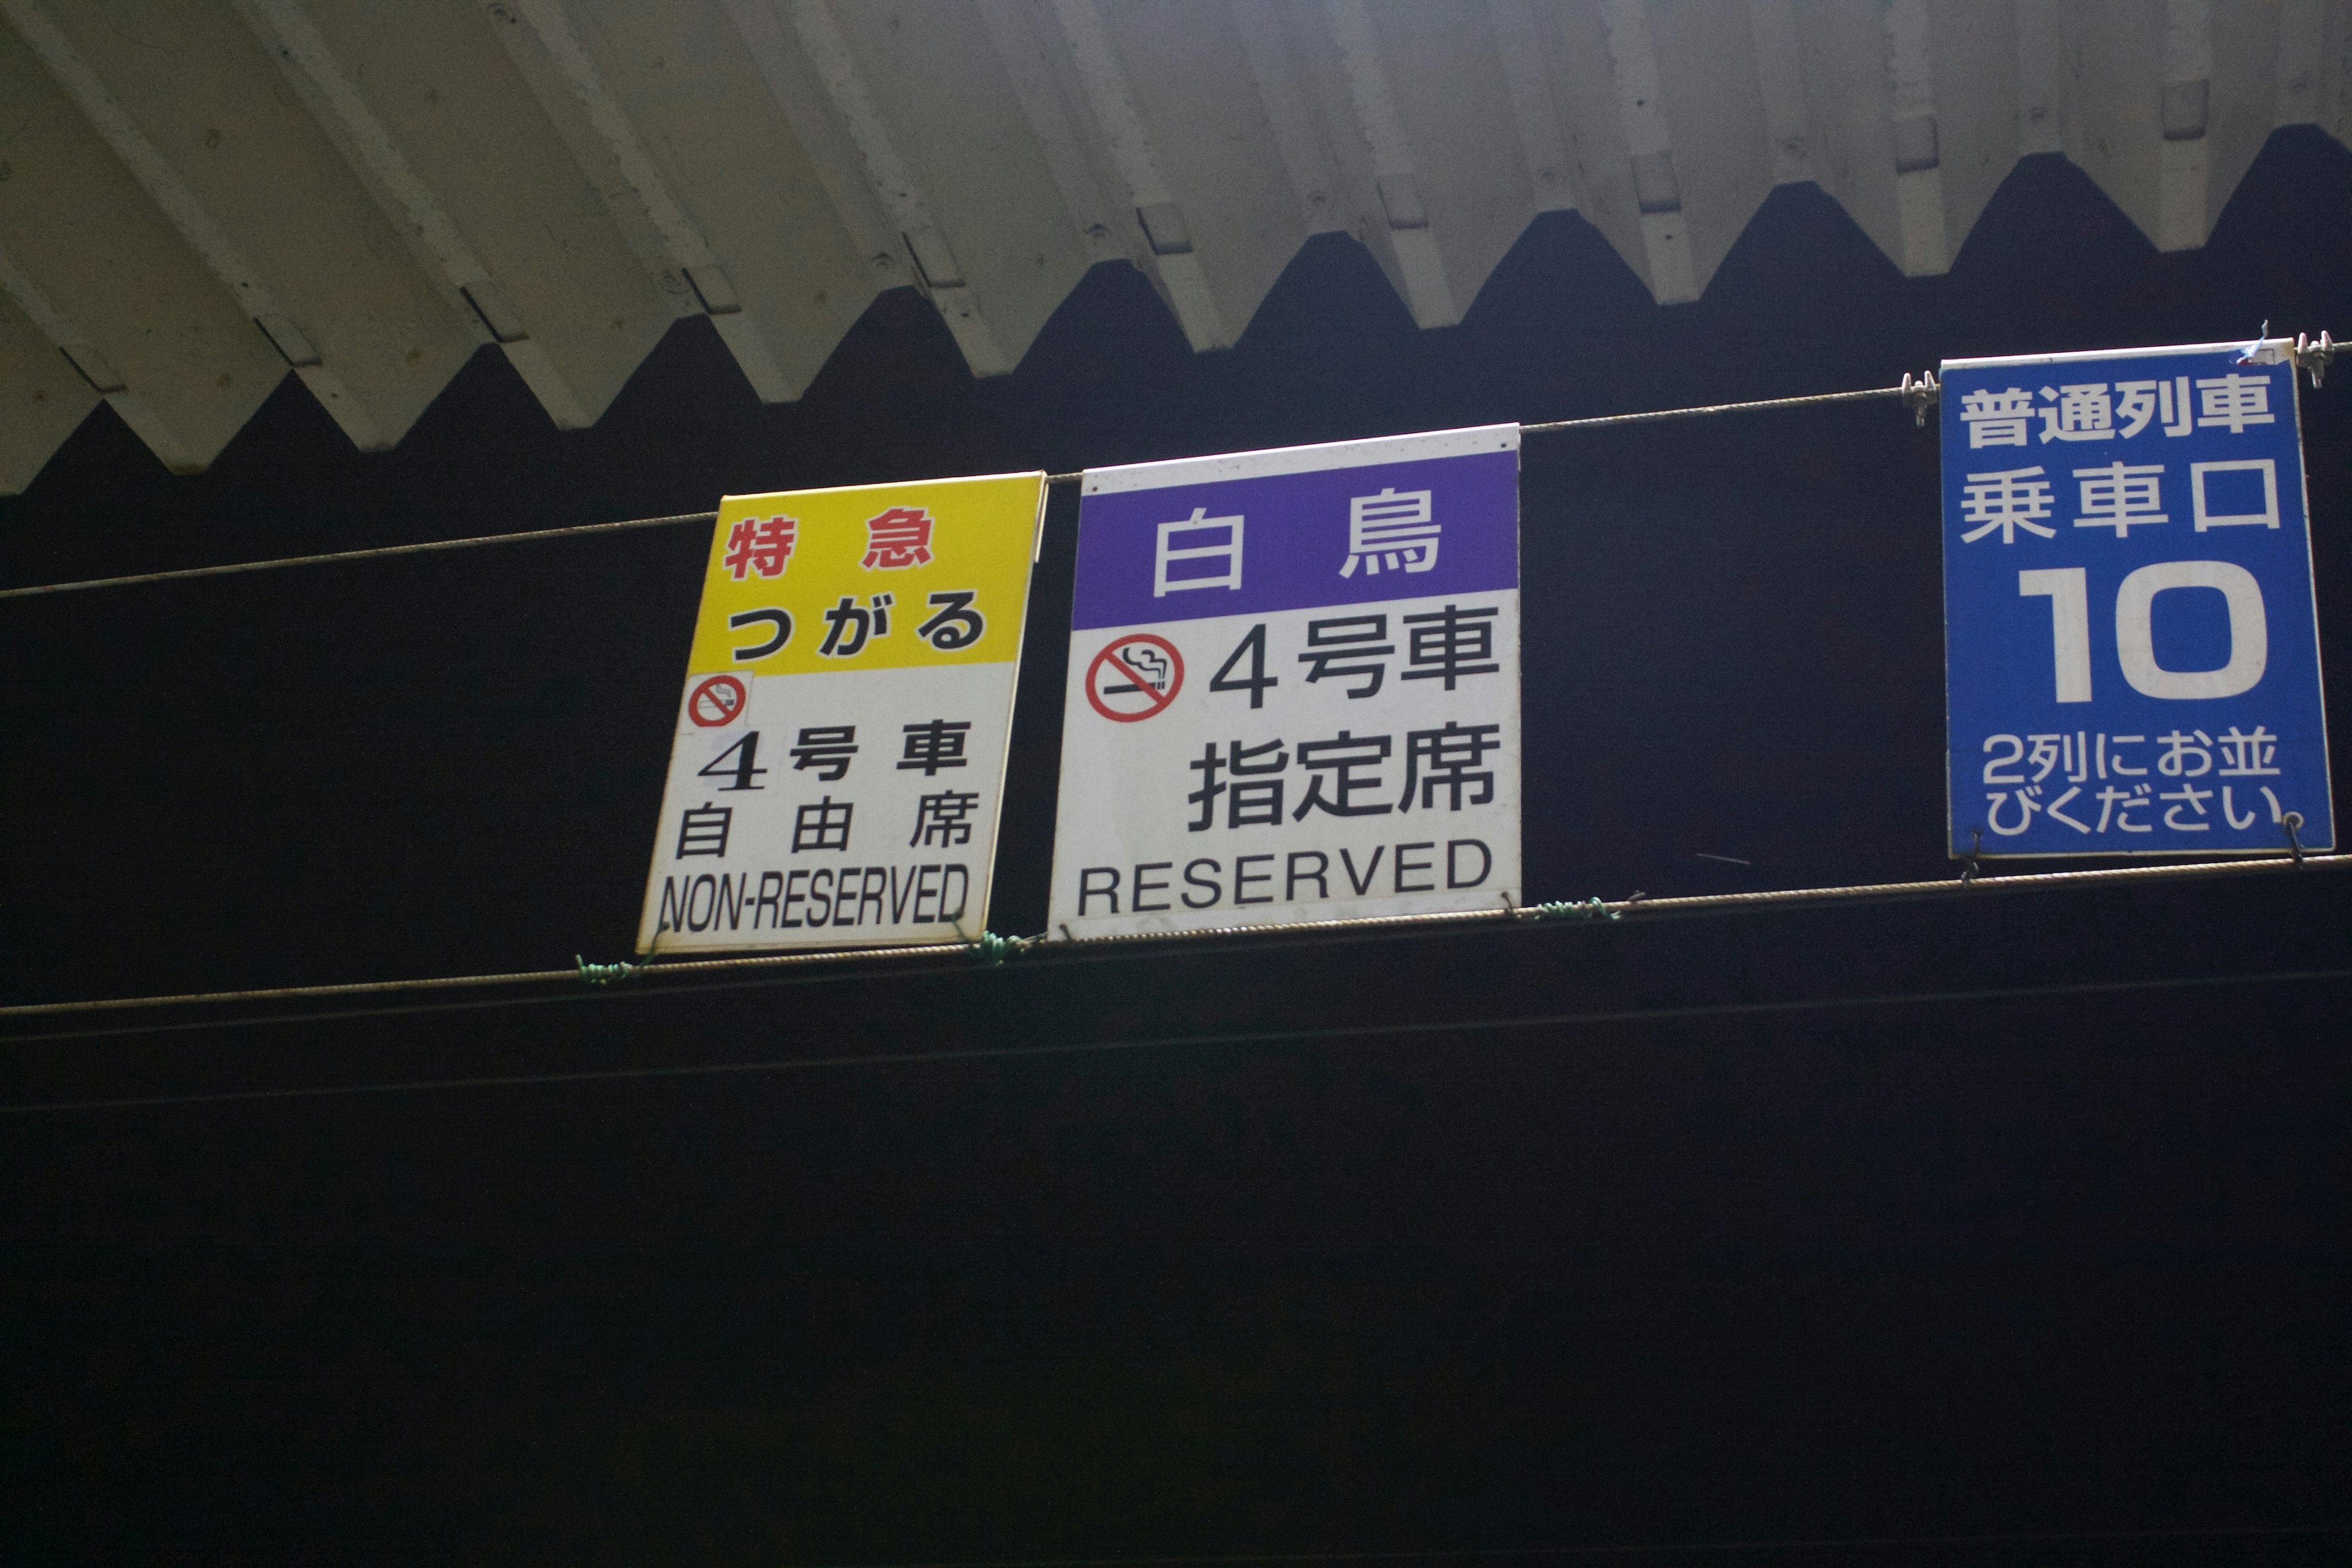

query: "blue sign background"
left=1942, top=343, right=2332, bottom=855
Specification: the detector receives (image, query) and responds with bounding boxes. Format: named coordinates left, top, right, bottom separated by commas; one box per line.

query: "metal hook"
left=2283, top=810, right=2305, bottom=867
left=1960, top=827, right=1983, bottom=886
left=1902, top=369, right=1940, bottom=428
left=2294, top=331, right=2335, bottom=388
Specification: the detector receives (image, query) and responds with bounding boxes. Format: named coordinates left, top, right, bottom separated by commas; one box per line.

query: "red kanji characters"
left=862, top=506, right=935, bottom=570
left=723, top=515, right=797, bottom=579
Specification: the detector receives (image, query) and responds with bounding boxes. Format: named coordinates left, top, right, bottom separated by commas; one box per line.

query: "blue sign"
left=1942, top=341, right=2332, bottom=856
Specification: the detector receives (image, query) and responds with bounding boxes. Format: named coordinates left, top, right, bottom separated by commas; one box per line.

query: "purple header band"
left=1071, top=445, right=1520, bottom=630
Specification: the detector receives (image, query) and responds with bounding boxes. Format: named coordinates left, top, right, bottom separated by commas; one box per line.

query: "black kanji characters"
left=909, top=790, right=981, bottom=848
left=899, top=719, right=972, bottom=775
left=676, top=801, right=733, bottom=858
left=1181, top=722, right=1507, bottom=828
left=1186, top=738, right=1288, bottom=831
left=791, top=796, right=853, bottom=853
left=1297, top=614, right=1393, bottom=698
left=1291, top=731, right=1393, bottom=819
left=1400, top=603, right=1499, bottom=690
left=1398, top=721, right=1502, bottom=812
left=789, top=725, right=859, bottom=782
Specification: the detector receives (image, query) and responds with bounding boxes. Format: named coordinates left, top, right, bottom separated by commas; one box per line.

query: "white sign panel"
left=1049, top=427, right=1522, bottom=938
left=638, top=473, right=1046, bottom=952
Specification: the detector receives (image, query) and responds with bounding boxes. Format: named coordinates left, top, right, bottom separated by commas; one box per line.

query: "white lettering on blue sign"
left=1942, top=342, right=2332, bottom=856
left=1340, top=487, right=1440, bottom=577
left=1153, top=507, right=1245, bottom=597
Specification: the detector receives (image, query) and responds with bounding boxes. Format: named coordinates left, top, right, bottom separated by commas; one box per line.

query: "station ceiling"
left=1, top=0, right=2344, bottom=493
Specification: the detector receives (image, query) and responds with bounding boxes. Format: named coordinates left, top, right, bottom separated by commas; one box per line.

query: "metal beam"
left=774, top=0, right=1012, bottom=374
left=584, top=0, right=896, bottom=398
left=1487, top=0, right=1582, bottom=214
left=1317, top=0, right=1461, bottom=326
left=2054, top=0, right=2296, bottom=257
left=1043, top=0, right=1234, bottom=350
left=1536, top=0, right=1662, bottom=301
left=968, top=0, right=1128, bottom=269
left=293, top=0, right=677, bottom=429
left=1885, top=0, right=1950, bottom=275
left=0, top=236, right=184, bottom=474
left=775, top=0, right=1098, bottom=377
left=2203, top=0, right=2296, bottom=244
left=1030, top=0, right=1329, bottom=351
left=0, top=19, right=288, bottom=475
left=2, top=0, right=368, bottom=445
left=0, top=0, right=2332, bottom=493
left=717, top=0, right=894, bottom=270
left=235, top=0, right=616, bottom=429
left=1749, top=0, right=1815, bottom=185
left=486, top=0, right=793, bottom=401
left=1773, top=0, right=1978, bottom=284
left=1923, top=0, right=2024, bottom=270
left=1638, top=0, right=1777, bottom=300
left=2159, top=0, right=2214, bottom=250
left=2016, top=0, right=2063, bottom=156
left=2273, top=0, right=2336, bottom=128
left=0, top=258, right=97, bottom=493
left=1599, top=0, right=1698, bottom=303
left=5, top=0, right=476, bottom=451
left=1229, top=0, right=1349, bottom=235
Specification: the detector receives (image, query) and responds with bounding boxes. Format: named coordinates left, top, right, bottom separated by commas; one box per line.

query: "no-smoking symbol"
left=688, top=674, right=748, bottom=727
left=1085, top=634, right=1185, bottom=723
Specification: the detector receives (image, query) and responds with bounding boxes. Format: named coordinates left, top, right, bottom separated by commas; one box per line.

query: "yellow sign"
left=638, top=469, right=1047, bottom=955
left=688, top=472, right=1047, bottom=676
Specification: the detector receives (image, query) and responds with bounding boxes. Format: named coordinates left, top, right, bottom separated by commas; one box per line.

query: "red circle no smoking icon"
left=688, top=674, right=748, bottom=727
left=1084, top=634, right=1185, bottom=723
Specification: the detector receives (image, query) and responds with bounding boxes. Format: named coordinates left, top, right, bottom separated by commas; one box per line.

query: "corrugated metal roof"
left=1, top=0, right=2345, bottom=492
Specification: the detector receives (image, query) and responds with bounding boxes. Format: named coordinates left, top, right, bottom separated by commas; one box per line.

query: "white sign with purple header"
left=1048, top=426, right=1522, bottom=939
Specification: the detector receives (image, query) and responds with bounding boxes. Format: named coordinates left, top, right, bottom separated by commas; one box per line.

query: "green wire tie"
left=576, top=953, right=650, bottom=986
left=1529, top=897, right=1618, bottom=922
left=968, top=930, right=1034, bottom=966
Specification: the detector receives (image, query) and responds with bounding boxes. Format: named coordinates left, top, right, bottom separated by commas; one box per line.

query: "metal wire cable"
left=0, top=382, right=1931, bottom=602
left=0, top=939, right=970, bottom=1019
left=1520, top=381, right=1919, bottom=435
left=0, top=509, right=720, bottom=601
left=9, top=366, right=2334, bottom=1035
left=6, top=963, right=2347, bottom=1116
left=2, top=850, right=2336, bottom=1027
left=655, top=1522, right=2352, bottom=1568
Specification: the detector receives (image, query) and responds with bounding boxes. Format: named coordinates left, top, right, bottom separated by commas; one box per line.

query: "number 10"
left=2015, top=562, right=2268, bottom=703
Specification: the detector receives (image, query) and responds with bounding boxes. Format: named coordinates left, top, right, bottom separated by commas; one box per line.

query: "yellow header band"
left=688, top=471, right=1047, bottom=677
